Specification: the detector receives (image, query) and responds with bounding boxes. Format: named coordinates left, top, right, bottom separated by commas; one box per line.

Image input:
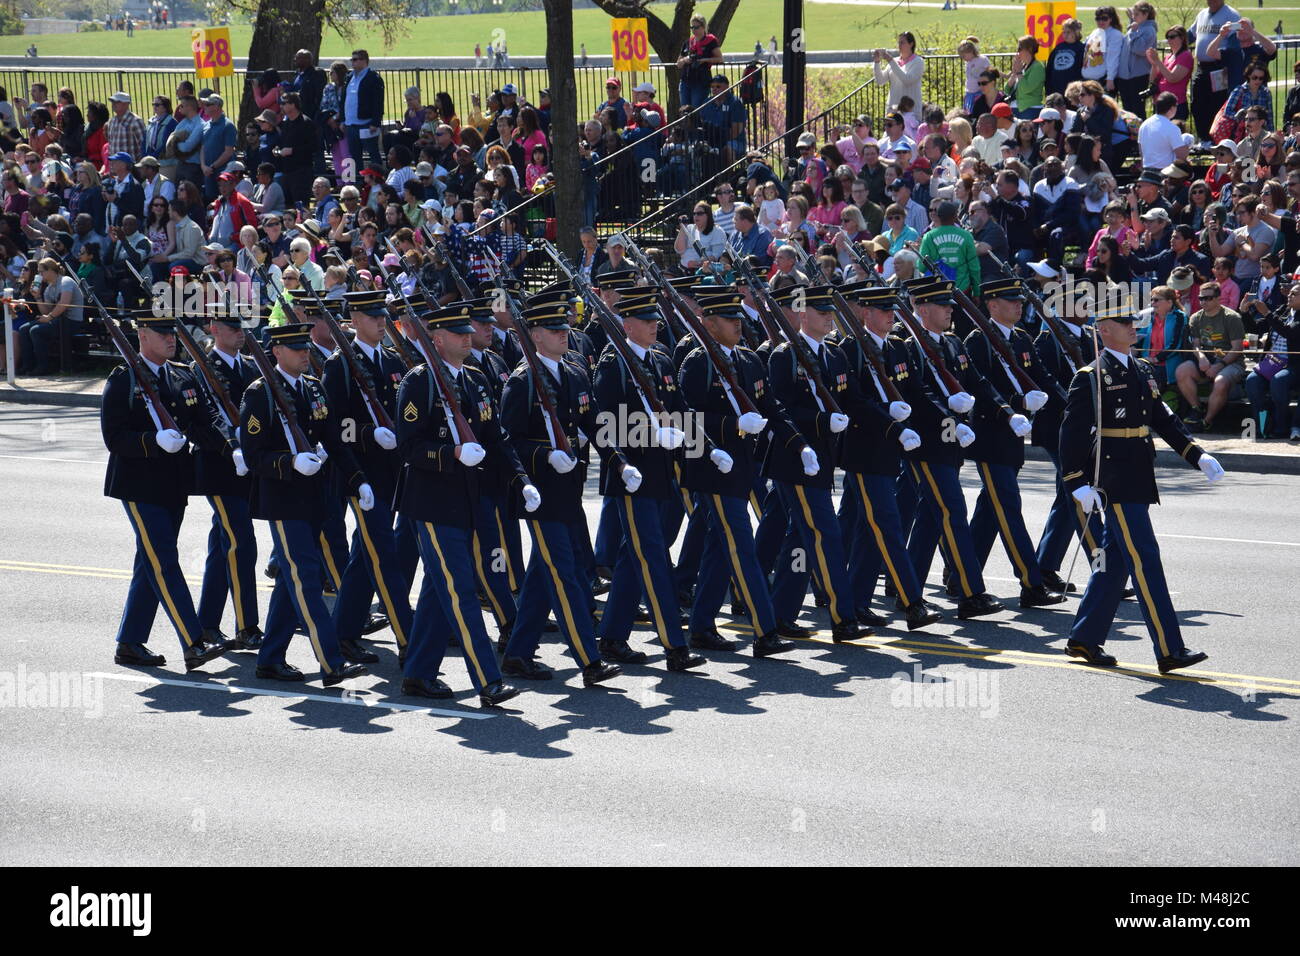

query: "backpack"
left=739, top=61, right=764, bottom=106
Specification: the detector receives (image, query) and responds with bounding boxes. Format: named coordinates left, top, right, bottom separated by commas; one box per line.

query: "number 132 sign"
left=191, top=26, right=235, bottom=80
left=1025, top=2, right=1076, bottom=61
left=611, top=18, right=650, bottom=72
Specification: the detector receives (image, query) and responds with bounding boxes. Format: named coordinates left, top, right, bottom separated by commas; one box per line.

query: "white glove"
left=1072, top=484, right=1103, bottom=514
left=293, top=452, right=323, bottom=476
left=955, top=423, right=976, bottom=447
left=828, top=412, right=850, bottom=433
left=800, top=446, right=820, bottom=476
left=1024, top=390, right=1048, bottom=413
left=1009, top=413, right=1033, bottom=438
left=947, top=392, right=975, bottom=414
left=621, top=463, right=643, bottom=492
left=889, top=401, right=912, bottom=422
left=737, top=411, right=768, bottom=435
left=710, top=448, right=734, bottom=473
left=548, top=449, right=576, bottom=474
left=314, top=441, right=329, bottom=463
left=372, top=426, right=397, bottom=450
left=458, top=441, right=486, bottom=467
left=155, top=428, right=186, bottom=454
left=522, top=483, right=542, bottom=512
left=655, top=426, right=686, bottom=450
left=232, top=447, right=249, bottom=477
left=898, top=428, right=921, bottom=451
left=357, top=483, right=375, bottom=511
left=1198, top=454, right=1225, bottom=483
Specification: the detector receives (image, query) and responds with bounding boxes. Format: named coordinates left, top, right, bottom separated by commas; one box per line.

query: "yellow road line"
left=0, top=561, right=275, bottom=591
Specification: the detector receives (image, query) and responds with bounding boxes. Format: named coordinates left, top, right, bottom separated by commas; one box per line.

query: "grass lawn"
left=6, top=1, right=1299, bottom=60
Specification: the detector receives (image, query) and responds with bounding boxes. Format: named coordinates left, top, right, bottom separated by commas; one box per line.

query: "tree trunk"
left=239, top=0, right=326, bottom=128
left=544, top=0, right=582, bottom=261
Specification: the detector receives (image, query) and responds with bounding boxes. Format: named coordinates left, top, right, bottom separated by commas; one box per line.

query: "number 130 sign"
left=191, top=26, right=235, bottom=80
left=611, top=17, right=650, bottom=72
left=1025, top=2, right=1076, bottom=61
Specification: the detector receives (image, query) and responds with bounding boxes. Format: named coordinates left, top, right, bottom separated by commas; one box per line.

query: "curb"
left=0, top=387, right=100, bottom=409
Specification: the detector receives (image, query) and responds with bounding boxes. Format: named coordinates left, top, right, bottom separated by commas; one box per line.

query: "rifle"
left=242, top=325, right=313, bottom=453
left=985, top=248, right=1085, bottom=372
left=435, top=237, right=476, bottom=300
left=371, top=238, right=442, bottom=369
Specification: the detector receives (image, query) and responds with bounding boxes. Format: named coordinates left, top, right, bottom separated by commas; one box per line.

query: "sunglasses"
left=887, top=214, right=903, bottom=220
left=1201, top=292, right=1220, bottom=299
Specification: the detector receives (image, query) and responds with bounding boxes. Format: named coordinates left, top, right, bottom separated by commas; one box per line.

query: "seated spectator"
left=729, top=203, right=774, bottom=268
left=1135, top=284, right=1188, bottom=388
left=698, top=73, right=746, bottom=164
left=1238, top=253, right=1288, bottom=334
left=1176, top=280, right=1246, bottom=430
left=1210, top=256, right=1241, bottom=311
left=1245, top=282, right=1300, bottom=440
left=676, top=200, right=728, bottom=268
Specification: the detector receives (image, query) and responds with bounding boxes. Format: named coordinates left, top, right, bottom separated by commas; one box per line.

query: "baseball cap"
left=205, top=93, right=224, bottom=107
left=414, top=162, right=434, bottom=177
left=107, top=151, right=132, bottom=165
left=1027, top=259, right=1060, bottom=278
left=796, top=132, right=816, bottom=148
left=138, top=156, right=160, bottom=168
left=501, top=83, right=518, bottom=95
left=218, top=171, right=238, bottom=182
left=632, top=81, right=655, bottom=94
left=1215, top=139, right=1239, bottom=156
left=420, top=197, right=443, bottom=211
left=991, top=103, right=1013, bottom=119
left=908, top=157, right=932, bottom=173
left=1033, top=107, right=1062, bottom=123
left=169, top=265, right=190, bottom=277
left=256, top=109, right=278, bottom=125
left=226, top=160, right=246, bottom=173
left=108, top=91, right=131, bottom=104
left=711, top=74, right=728, bottom=85
left=605, top=77, right=621, bottom=88
left=405, top=86, right=420, bottom=98
left=1140, top=207, right=1172, bottom=223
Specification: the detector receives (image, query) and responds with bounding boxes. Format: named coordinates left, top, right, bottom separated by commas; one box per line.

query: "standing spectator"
left=1223, top=62, right=1273, bottom=132
left=144, top=196, right=172, bottom=280
left=919, top=199, right=980, bottom=292
left=1229, top=196, right=1276, bottom=286
left=208, top=172, right=258, bottom=249
left=142, top=95, right=176, bottom=159
left=698, top=74, right=747, bottom=164
left=1138, top=92, right=1191, bottom=170
left=2, top=170, right=30, bottom=217
left=275, top=92, right=315, bottom=206
left=105, top=92, right=145, bottom=161
left=199, top=94, right=237, bottom=199
left=1117, top=3, right=1158, bottom=118
left=1188, top=0, right=1242, bottom=143
left=873, top=32, right=924, bottom=127
left=1070, top=80, right=1122, bottom=168
left=319, top=60, right=350, bottom=180
left=28, top=108, right=57, bottom=155
left=1047, top=19, right=1086, bottom=97
left=1147, top=25, right=1194, bottom=121
left=343, top=49, right=385, bottom=174
left=1082, top=7, right=1124, bottom=95
left=958, top=37, right=991, bottom=114
left=1006, top=36, right=1046, bottom=118
left=970, top=72, right=1008, bottom=123
left=54, top=104, right=85, bottom=160
left=252, top=69, right=283, bottom=121
left=288, top=49, right=326, bottom=118
left=677, top=15, right=723, bottom=109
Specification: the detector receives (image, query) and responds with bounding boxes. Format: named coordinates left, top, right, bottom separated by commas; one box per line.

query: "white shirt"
left=213, top=347, right=240, bottom=369
left=1104, top=346, right=1131, bottom=367
left=355, top=338, right=379, bottom=364
left=1138, top=113, right=1185, bottom=170
left=799, top=330, right=822, bottom=355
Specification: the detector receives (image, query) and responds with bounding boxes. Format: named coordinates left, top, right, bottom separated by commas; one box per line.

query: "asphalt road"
left=1, top=403, right=1296, bottom=866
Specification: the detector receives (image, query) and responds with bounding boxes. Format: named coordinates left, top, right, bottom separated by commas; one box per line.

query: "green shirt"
left=918, top=224, right=981, bottom=294
left=1008, top=59, right=1045, bottom=111
left=1189, top=307, right=1245, bottom=357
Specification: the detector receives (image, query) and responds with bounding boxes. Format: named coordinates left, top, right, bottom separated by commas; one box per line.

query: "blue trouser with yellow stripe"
left=404, top=521, right=503, bottom=689
left=593, top=495, right=622, bottom=568
left=599, top=494, right=686, bottom=650
left=754, top=481, right=787, bottom=571
left=259, top=518, right=347, bottom=675
left=690, top=492, right=778, bottom=639
left=1070, top=502, right=1185, bottom=658
left=317, top=495, right=350, bottom=592
left=396, top=515, right=420, bottom=590
left=673, top=492, right=709, bottom=594
left=115, top=501, right=204, bottom=652
left=770, top=481, right=853, bottom=626
left=197, top=494, right=259, bottom=634
left=968, top=461, right=1045, bottom=590
left=472, top=495, right=518, bottom=628
left=481, top=492, right=523, bottom=595
left=840, top=471, right=925, bottom=609
left=907, top=460, right=986, bottom=599
left=503, top=518, right=601, bottom=667
left=1036, top=446, right=1103, bottom=576
left=333, top=496, right=414, bottom=648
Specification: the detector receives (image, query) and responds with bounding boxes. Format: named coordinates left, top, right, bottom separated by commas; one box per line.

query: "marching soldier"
left=498, top=300, right=623, bottom=687
left=1060, top=302, right=1223, bottom=673
left=591, top=288, right=706, bottom=671
left=103, top=313, right=229, bottom=671
left=321, top=289, right=415, bottom=665
left=192, top=306, right=263, bottom=651
left=485, top=277, right=525, bottom=371
left=394, top=303, right=536, bottom=705
left=961, top=277, right=1068, bottom=608
left=678, top=289, right=801, bottom=658
left=765, top=285, right=865, bottom=642
left=239, top=323, right=372, bottom=686
left=833, top=283, right=945, bottom=630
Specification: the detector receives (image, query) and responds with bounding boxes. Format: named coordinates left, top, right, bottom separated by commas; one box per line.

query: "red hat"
left=218, top=171, right=238, bottom=182
left=169, top=265, right=190, bottom=277
left=360, top=167, right=383, bottom=179
left=908, top=157, right=932, bottom=173
left=990, top=102, right=1014, bottom=119
left=605, top=77, right=621, bottom=88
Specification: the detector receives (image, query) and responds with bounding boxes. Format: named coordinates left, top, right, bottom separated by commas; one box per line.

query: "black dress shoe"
left=730, top=601, right=749, bottom=618
left=1065, top=641, right=1118, bottom=667
left=666, top=646, right=706, bottom=672
left=945, top=579, right=963, bottom=598
left=323, top=662, right=369, bottom=686
left=1040, top=571, right=1078, bottom=594
left=543, top=619, right=559, bottom=633
left=402, top=676, right=454, bottom=699
left=677, top=586, right=694, bottom=608
left=956, top=593, right=1005, bottom=619
left=582, top=660, right=623, bottom=686
left=754, top=632, right=796, bottom=658
left=1157, top=649, right=1209, bottom=674
left=904, top=601, right=944, bottom=631
left=595, top=565, right=613, bottom=582
left=256, top=661, right=305, bottom=681
left=502, top=656, right=552, bottom=680
left=495, top=623, right=512, bottom=654
left=114, top=642, right=166, bottom=667
left=598, top=638, right=649, bottom=664
left=339, top=637, right=379, bottom=664
left=857, top=608, right=887, bottom=627
left=813, top=592, right=828, bottom=608
left=263, top=562, right=279, bottom=580
left=361, top=612, right=390, bottom=635
left=893, top=596, right=908, bottom=612
left=775, top=620, right=809, bottom=639
left=183, top=638, right=229, bottom=672
left=690, top=628, right=735, bottom=651
left=398, top=646, right=407, bottom=668
left=1020, top=584, right=1067, bottom=608
left=201, top=626, right=230, bottom=646
left=480, top=680, right=520, bottom=706
left=1122, top=586, right=1136, bottom=599
left=832, top=620, right=868, bottom=643
left=232, top=626, right=264, bottom=651
left=633, top=606, right=651, bottom=624
left=591, top=578, right=611, bottom=596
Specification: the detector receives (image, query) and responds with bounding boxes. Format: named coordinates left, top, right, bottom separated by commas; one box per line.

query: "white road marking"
left=0, top=453, right=107, bottom=465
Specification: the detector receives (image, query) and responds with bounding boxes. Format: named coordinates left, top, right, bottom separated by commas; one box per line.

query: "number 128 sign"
left=1025, top=2, right=1076, bottom=61
left=191, top=27, right=235, bottom=80
left=611, top=17, right=650, bottom=72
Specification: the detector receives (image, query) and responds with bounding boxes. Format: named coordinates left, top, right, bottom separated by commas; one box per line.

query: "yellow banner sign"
left=610, top=18, right=650, bottom=72
left=1025, top=2, right=1077, bottom=61
left=191, top=27, right=235, bottom=80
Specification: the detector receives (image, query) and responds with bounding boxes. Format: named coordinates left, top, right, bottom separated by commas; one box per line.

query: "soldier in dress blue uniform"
left=191, top=305, right=263, bottom=652
left=238, top=322, right=372, bottom=686
left=1060, top=301, right=1224, bottom=673
left=833, top=283, right=946, bottom=630
left=483, top=277, right=525, bottom=372
left=764, top=285, right=865, bottom=643
left=102, top=313, right=230, bottom=671
left=899, top=277, right=1007, bottom=619
left=961, top=276, right=1069, bottom=609
left=678, top=290, right=801, bottom=658
left=321, top=288, right=415, bottom=665
left=394, top=303, right=534, bottom=706
left=591, top=288, right=706, bottom=672
left=498, top=302, right=623, bottom=687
